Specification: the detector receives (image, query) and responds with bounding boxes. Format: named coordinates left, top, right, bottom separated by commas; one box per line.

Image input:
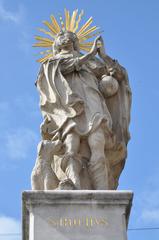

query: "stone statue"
left=31, top=9, right=131, bottom=190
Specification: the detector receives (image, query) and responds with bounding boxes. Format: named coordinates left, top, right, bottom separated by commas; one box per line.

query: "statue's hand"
left=97, top=36, right=106, bottom=57
left=109, top=64, right=125, bottom=81
left=79, top=36, right=102, bottom=65
left=90, top=36, right=101, bottom=56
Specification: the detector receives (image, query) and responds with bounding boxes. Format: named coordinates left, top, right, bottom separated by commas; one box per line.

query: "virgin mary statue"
left=33, top=10, right=131, bottom=190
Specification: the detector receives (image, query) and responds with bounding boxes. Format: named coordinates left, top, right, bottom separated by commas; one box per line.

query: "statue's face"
left=55, top=31, right=76, bottom=50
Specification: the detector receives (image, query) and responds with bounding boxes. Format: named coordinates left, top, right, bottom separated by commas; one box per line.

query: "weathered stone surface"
left=22, top=190, right=133, bottom=240
left=31, top=28, right=132, bottom=190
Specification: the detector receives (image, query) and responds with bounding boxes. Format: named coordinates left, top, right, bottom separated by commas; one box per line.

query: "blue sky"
left=0, top=0, right=159, bottom=239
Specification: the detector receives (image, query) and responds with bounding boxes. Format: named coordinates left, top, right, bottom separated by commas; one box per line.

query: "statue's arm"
left=59, top=52, right=97, bottom=75
left=97, top=37, right=126, bottom=81
left=78, top=36, right=102, bottom=66
left=60, top=36, right=101, bottom=74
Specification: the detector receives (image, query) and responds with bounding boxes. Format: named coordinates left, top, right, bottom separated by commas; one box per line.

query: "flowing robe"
left=36, top=51, right=132, bottom=189
left=36, top=51, right=112, bottom=140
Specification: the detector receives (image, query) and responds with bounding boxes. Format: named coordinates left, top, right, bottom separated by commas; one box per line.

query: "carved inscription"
left=47, top=216, right=108, bottom=228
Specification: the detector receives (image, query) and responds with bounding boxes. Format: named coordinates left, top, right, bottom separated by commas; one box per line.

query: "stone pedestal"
left=22, top=190, right=133, bottom=240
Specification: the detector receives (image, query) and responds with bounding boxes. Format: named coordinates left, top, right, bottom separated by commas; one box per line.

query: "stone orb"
left=99, top=75, right=119, bottom=98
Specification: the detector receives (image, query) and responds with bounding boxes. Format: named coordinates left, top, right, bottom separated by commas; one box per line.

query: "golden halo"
left=33, top=9, right=102, bottom=63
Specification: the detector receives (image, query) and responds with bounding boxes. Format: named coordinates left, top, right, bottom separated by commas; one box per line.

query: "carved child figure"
left=31, top=139, right=62, bottom=190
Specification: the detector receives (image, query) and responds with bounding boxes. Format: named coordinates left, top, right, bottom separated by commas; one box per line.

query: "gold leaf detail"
left=78, top=26, right=99, bottom=39
left=65, top=9, right=70, bottom=30
left=79, top=31, right=103, bottom=42
left=43, top=20, right=58, bottom=35
left=33, top=9, right=101, bottom=63
left=33, top=42, right=53, bottom=48
left=35, top=36, right=54, bottom=44
left=50, top=15, right=61, bottom=33
left=37, top=28, right=56, bottom=39
left=77, top=17, right=93, bottom=36
left=79, top=45, right=91, bottom=52
left=37, top=54, right=53, bottom=63
left=73, top=9, right=84, bottom=32
left=79, top=42, right=93, bottom=47
left=69, top=9, right=78, bottom=32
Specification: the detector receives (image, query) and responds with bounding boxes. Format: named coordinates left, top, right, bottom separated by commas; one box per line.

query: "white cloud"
left=139, top=189, right=159, bottom=223
left=141, top=209, right=159, bottom=223
left=0, top=97, right=40, bottom=163
left=0, top=215, right=21, bottom=240
left=18, top=31, right=32, bottom=55
left=0, top=101, right=10, bottom=127
left=0, top=96, right=40, bottom=126
left=5, top=128, right=38, bottom=160
left=14, top=95, right=39, bottom=118
left=0, top=1, right=30, bottom=54
left=0, top=1, right=24, bottom=24
left=138, top=170, right=159, bottom=224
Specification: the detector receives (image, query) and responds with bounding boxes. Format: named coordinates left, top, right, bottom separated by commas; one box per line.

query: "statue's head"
left=53, top=31, right=80, bottom=53
left=33, top=9, right=101, bottom=62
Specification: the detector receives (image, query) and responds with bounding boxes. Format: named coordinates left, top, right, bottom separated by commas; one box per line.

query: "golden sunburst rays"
left=33, top=9, right=101, bottom=63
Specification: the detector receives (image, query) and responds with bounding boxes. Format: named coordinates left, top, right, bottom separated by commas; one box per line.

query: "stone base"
left=22, top=190, right=133, bottom=240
